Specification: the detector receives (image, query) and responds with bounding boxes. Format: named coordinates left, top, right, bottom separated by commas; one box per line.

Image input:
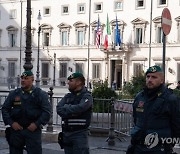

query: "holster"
left=58, top=132, right=64, bottom=149
left=126, top=144, right=135, bottom=154
left=5, top=127, right=25, bottom=149
left=131, top=130, right=145, bottom=145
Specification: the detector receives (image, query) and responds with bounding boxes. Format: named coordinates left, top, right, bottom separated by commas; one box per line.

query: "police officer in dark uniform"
left=2, top=70, right=51, bottom=154
left=56, top=72, right=93, bottom=154
left=127, top=65, right=180, bottom=154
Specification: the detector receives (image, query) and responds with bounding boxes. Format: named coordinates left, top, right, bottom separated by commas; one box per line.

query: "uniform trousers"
left=63, top=130, right=89, bottom=154
left=9, top=128, right=42, bottom=154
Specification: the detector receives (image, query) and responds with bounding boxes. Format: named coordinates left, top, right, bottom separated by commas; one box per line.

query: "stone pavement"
left=0, top=134, right=130, bottom=154
left=0, top=128, right=180, bottom=154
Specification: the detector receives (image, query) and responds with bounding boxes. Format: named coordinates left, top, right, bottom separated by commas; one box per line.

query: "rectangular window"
left=77, top=4, right=85, bottom=14
left=62, top=6, right=69, bottom=14
left=8, top=61, right=15, bottom=77
left=114, top=1, right=123, bottom=11
left=44, top=7, right=51, bottom=16
left=44, top=32, right=49, bottom=46
left=0, top=31, right=1, bottom=46
left=136, top=28, right=143, bottom=44
left=9, top=33, right=16, bottom=47
left=41, top=63, right=49, bottom=78
left=92, top=63, right=100, bottom=79
left=159, top=0, right=167, bottom=5
left=61, top=31, right=67, bottom=46
left=157, top=27, right=163, bottom=43
left=75, top=63, right=83, bottom=73
left=136, top=0, right=144, bottom=8
left=77, top=31, right=84, bottom=45
left=9, top=9, right=16, bottom=19
left=94, top=3, right=103, bottom=12
left=178, top=26, right=180, bottom=43
left=133, top=63, right=143, bottom=77
left=177, top=63, right=180, bottom=81
left=59, top=63, right=67, bottom=78
left=94, top=30, right=97, bottom=45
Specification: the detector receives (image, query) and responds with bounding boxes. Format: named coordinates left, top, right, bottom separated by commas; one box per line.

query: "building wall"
left=0, top=0, right=180, bottom=88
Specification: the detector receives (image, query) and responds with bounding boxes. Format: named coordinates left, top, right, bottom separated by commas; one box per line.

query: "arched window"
left=6, top=26, right=18, bottom=47
left=73, top=21, right=88, bottom=46
left=57, top=23, right=71, bottom=46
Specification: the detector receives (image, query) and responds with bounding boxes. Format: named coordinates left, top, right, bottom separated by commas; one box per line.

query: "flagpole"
left=149, top=0, right=153, bottom=67
left=87, top=0, right=91, bottom=89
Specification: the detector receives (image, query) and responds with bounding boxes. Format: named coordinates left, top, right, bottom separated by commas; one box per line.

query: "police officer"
left=56, top=72, right=93, bottom=154
left=127, top=65, right=180, bottom=154
left=2, top=70, right=51, bottom=154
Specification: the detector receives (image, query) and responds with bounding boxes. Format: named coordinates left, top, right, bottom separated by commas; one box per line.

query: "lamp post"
left=19, top=0, right=23, bottom=75
left=36, top=10, right=42, bottom=87
left=87, top=0, right=91, bottom=89
left=23, top=0, right=33, bottom=71
left=53, top=53, right=56, bottom=86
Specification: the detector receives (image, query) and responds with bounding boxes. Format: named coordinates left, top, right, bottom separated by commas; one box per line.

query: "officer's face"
left=146, top=72, right=164, bottom=89
left=67, top=78, right=82, bottom=92
left=21, top=75, right=34, bottom=90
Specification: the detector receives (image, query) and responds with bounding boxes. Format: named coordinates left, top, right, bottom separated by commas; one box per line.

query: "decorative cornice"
left=73, top=58, right=87, bottom=61
left=152, top=57, right=170, bottom=61
left=6, top=58, right=18, bottom=61
left=57, top=57, right=70, bottom=61
left=173, top=57, right=180, bottom=61
left=90, top=58, right=104, bottom=61
left=40, top=58, right=52, bottom=61
left=131, top=57, right=148, bottom=61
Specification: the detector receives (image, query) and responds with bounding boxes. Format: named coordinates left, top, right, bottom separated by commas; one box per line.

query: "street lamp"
left=23, top=0, right=33, bottom=71
left=36, top=10, right=42, bottom=87
left=53, top=53, right=56, bottom=86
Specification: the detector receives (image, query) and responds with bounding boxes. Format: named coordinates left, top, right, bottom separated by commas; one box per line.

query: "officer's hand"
left=27, top=123, right=37, bottom=132
left=11, top=122, right=23, bottom=131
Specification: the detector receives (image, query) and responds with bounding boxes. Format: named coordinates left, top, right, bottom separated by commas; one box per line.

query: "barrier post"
left=46, top=86, right=54, bottom=132
left=107, top=97, right=115, bottom=146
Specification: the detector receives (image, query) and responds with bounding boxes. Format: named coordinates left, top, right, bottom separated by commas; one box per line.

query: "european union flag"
left=115, top=16, right=121, bottom=46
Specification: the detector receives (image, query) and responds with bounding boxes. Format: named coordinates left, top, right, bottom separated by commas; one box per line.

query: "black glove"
left=5, top=127, right=11, bottom=145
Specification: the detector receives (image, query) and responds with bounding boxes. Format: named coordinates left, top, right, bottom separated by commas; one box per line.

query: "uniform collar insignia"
left=157, top=92, right=162, bottom=96
left=76, top=92, right=81, bottom=96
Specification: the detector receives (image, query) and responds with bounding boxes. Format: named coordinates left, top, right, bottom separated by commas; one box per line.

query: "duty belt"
left=62, top=119, right=88, bottom=132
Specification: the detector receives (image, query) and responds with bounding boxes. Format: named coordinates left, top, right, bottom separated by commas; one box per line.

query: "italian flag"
left=104, top=14, right=111, bottom=50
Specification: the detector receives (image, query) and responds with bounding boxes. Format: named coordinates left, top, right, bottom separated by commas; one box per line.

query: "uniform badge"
left=138, top=101, right=144, bottom=108
left=150, top=66, right=157, bottom=72
left=15, top=96, right=21, bottom=102
left=13, top=96, right=21, bottom=106
left=136, top=101, right=144, bottom=112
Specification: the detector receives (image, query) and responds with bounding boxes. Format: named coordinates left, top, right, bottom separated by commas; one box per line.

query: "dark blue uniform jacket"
left=2, top=86, right=51, bottom=128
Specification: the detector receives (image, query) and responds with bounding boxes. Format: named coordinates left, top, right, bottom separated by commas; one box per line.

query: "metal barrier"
left=0, top=89, right=133, bottom=145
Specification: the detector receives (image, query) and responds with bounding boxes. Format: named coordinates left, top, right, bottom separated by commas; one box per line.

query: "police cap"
left=67, top=72, right=84, bottom=80
left=21, top=70, right=33, bottom=77
left=145, top=65, right=163, bottom=75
